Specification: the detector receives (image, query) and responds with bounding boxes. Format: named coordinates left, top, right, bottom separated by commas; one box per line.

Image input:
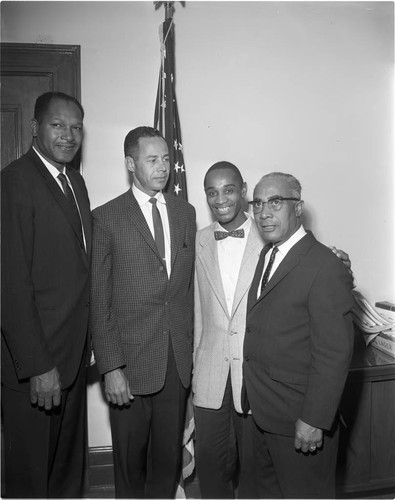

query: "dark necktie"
left=58, top=173, right=84, bottom=245
left=214, top=229, right=245, bottom=241
left=149, top=198, right=166, bottom=268
left=260, top=246, right=278, bottom=294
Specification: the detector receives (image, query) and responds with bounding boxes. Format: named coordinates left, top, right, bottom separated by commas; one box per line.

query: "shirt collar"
left=132, top=184, right=166, bottom=207
left=33, top=146, right=66, bottom=178
left=215, top=212, right=252, bottom=233
left=276, top=225, right=307, bottom=256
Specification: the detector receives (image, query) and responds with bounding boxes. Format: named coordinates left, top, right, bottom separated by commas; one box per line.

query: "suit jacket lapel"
left=30, top=150, right=86, bottom=252
left=125, top=189, right=161, bottom=260
left=164, top=194, right=180, bottom=270
left=198, top=227, right=229, bottom=317
left=248, top=232, right=316, bottom=312
left=231, top=223, right=263, bottom=317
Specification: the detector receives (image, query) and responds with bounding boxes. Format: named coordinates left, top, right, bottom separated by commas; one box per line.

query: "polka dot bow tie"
left=214, top=229, right=245, bottom=241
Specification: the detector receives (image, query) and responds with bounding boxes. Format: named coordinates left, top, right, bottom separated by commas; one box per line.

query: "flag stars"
left=174, top=140, right=178, bottom=149
left=174, top=184, right=182, bottom=195
left=174, top=162, right=185, bottom=173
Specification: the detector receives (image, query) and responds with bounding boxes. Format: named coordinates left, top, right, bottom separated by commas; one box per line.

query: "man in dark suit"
left=1, top=92, right=92, bottom=498
left=242, top=172, right=354, bottom=499
left=90, top=126, right=196, bottom=498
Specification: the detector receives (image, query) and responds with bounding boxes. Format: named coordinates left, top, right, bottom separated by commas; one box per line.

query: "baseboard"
left=88, top=446, right=114, bottom=491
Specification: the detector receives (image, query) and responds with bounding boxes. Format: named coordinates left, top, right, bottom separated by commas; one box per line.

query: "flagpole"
left=164, top=2, right=174, bottom=20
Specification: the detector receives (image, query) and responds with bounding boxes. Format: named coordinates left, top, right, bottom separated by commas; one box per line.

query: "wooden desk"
left=336, top=331, right=395, bottom=495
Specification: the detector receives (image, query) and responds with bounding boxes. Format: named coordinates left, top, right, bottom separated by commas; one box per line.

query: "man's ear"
left=30, top=119, right=38, bottom=138
left=295, top=200, right=304, bottom=217
left=241, top=182, right=248, bottom=198
left=125, top=156, right=135, bottom=173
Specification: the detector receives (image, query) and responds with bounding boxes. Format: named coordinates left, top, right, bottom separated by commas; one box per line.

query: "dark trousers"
left=194, top=374, right=258, bottom=499
left=251, top=418, right=339, bottom=499
left=109, top=342, right=187, bottom=498
left=2, top=358, right=87, bottom=498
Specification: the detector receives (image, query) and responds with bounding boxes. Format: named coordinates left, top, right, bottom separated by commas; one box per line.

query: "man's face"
left=204, top=168, right=247, bottom=231
left=30, top=98, right=83, bottom=170
left=253, top=176, right=303, bottom=245
left=127, top=136, right=170, bottom=196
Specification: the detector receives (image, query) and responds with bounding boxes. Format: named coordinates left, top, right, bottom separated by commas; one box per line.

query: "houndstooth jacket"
left=90, top=188, right=196, bottom=395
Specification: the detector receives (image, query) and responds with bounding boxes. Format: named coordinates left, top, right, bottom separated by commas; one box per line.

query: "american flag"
left=154, top=16, right=195, bottom=495
left=154, top=17, right=188, bottom=200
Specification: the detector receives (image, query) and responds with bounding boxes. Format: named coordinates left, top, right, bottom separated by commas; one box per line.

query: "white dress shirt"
left=132, top=184, right=171, bottom=277
left=257, top=225, right=307, bottom=297
left=216, top=214, right=252, bottom=315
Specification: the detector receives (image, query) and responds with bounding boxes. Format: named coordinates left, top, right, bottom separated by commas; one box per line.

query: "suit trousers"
left=109, top=340, right=187, bottom=498
left=1, top=356, right=88, bottom=498
left=251, top=417, right=339, bottom=499
left=194, top=374, right=258, bottom=499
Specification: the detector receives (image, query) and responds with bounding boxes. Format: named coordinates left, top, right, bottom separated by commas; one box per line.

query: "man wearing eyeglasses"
left=242, top=172, right=355, bottom=498
left=193, top=163, right=351, bottom=499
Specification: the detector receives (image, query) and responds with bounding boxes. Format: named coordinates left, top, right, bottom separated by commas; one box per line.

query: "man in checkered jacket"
left=90, top=126, right=196, bottom=498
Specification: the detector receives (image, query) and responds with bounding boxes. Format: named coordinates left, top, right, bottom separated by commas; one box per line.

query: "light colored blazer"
left=192, top=219, right=263, bottom=413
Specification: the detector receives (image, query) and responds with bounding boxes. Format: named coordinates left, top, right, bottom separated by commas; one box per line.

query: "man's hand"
left=30, top=367, right=61, bottom=410
left=104, top=368, right=134, bottom=406
left=329, top=246, right=351, bottom=270
left=294, top=418, right=323, bottom=453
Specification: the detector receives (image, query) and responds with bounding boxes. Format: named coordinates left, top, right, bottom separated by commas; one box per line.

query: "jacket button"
left=246, top=327, right=251, bottom=333
left=244, top=355, right=250, bottom=362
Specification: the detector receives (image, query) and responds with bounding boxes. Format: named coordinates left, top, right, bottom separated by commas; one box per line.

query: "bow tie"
left=214, top=229, right=245, bottom=241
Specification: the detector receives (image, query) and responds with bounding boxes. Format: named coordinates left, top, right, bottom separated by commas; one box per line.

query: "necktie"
left=149, top=198, right=166, bottom=268
left=58, top=173, right=84, bottom=245
left=260, top=246, right=278, bottom=295
left=214, top=229, right=245, bottom=241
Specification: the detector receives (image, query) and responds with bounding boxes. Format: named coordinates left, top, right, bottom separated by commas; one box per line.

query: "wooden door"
left=1, top=43, right=81, bottom=170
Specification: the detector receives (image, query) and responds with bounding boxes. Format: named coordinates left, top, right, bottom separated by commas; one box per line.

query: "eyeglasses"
left=248, top=196, right=300, bottom=213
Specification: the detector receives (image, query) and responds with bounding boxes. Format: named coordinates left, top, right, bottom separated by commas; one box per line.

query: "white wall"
left=2, top=0, right=394, bottom=448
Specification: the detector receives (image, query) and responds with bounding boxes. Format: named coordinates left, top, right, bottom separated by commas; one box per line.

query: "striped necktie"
left=260, top=245, right=278, bottom=295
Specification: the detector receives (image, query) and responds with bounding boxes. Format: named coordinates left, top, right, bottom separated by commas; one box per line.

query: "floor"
left=87, top=472, right=201, bottom=498
left=86, top=474, right=395, bottom=500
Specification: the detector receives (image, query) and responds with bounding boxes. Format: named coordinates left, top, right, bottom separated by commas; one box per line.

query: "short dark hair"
left=124, top=127, right=164, bottom=159
left=34, top=92, right=84, bottom=123
left=204, top=161, right=244, bottom=188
